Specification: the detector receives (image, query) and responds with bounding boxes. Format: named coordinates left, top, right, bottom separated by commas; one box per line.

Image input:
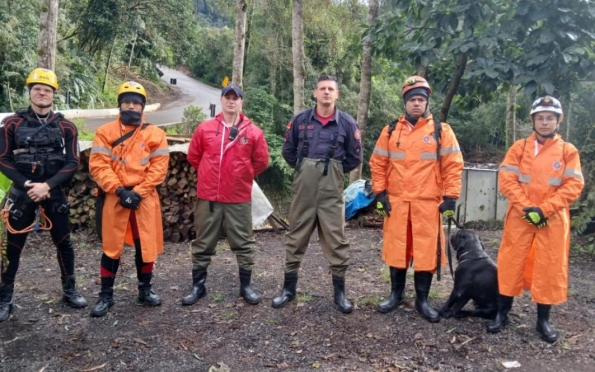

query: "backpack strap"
left=111, top=123, right=149, bottom=148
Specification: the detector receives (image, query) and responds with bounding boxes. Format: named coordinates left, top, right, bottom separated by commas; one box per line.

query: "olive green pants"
left=191, top=199, right=255, bottom=270
left=284, top=158, right=350, bottom=277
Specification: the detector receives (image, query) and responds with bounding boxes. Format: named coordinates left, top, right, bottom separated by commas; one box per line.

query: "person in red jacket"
left=488, top=96, right=583, bottom=343
left=182, top=85, right=269, bottom=306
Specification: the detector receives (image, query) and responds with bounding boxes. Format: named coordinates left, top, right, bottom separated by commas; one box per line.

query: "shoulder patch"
left=354, top=129, right=361, bottom=140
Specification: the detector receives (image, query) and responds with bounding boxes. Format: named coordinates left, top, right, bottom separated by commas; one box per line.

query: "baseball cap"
left=221, top=85, right=244, bottom=99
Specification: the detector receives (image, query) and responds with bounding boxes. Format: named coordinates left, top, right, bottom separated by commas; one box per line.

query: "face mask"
left=120, top=110, right=142, bottom=126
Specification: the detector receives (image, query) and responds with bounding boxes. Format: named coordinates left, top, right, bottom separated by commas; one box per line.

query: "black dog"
left=439, top=229, right=498, bottom=319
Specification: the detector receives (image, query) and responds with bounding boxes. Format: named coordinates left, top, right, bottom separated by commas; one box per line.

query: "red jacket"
left=187, top=113, right=269, bottom=203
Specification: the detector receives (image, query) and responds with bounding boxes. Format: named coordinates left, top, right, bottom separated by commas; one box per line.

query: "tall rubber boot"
left=137, top=273, right=161, bottom=306
left=61, top=275, right=88, bottom=308
left=487, top=294, right=514, bottom=333
left=182, top=269, right=207, bottom=306
left=271, top=272, right=298, bottom=308
left=0, top=284, right=14, bottom=322
left=90, top=277, right=115, bottom=318
left=332, top=275, right=353, bottom=314
left=414, top=271, right=440, bottom=322
left=378, top=267, right=407, bottom=313
left=239, top=268, right=260, bottom=305
left=536, top=304, right=559, bottom=343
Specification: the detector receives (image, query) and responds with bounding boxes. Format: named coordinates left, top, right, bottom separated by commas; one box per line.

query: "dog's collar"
left=458, top=256, right=489, bottom=266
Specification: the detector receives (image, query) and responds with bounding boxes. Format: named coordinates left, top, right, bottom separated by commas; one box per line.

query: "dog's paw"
left=439, top=308, right=453, bottom=319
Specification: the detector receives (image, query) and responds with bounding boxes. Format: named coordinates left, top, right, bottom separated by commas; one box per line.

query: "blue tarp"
left=344, top=179, right=375, bottom=221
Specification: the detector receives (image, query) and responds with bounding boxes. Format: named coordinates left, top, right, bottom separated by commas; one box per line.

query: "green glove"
left=522, top=207, right=548, bottom=229
left=439, top=197, right=457, bottom=217
left=375, top=190, right=391, bottom=217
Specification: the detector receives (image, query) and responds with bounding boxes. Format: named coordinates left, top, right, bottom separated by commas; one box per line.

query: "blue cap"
left=221, top=85, right=244, bottom=99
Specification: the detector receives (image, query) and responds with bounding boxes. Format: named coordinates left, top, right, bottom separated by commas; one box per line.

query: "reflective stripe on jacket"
left=89, top=117, right=169, bottom=261
left=497, top=133, right=584, bottom=304
left=369, top=115, right=464, bottom=270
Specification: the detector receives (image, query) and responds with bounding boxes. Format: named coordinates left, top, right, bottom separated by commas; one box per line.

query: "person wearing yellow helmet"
left=490, top=95, right=584, bottom=343
left=116, top=81, right=147, bottom=126
left=88, top=81, right=169, bottom=317
left=0, top=68, right=87, bottom=322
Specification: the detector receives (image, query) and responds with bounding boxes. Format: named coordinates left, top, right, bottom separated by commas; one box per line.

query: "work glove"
left=116, top=187, right=142, bottom=210
left=375, top=190, right=391, bottom=217
left=522, top=207, right=548, bottom=229
left=439, top=197, right=457, bottom=217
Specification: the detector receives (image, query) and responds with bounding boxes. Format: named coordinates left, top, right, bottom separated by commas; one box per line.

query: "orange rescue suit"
left=497, top=133, right=583, bottom=304
left=89, top=117, right=170, bottom=262
left=369, top=115, right=464, bottom=271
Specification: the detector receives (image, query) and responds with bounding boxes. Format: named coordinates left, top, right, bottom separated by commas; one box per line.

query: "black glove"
left=522, top=207, right=548, bottom=229
left=116, top=187, right=142, bottom=210
left=439, top=197, right=457, bottom=217
left=375, top=190, right=391, bottom=217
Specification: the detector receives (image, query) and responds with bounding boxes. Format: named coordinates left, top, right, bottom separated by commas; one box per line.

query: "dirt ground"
left=1, top=227, right=594, bottom=372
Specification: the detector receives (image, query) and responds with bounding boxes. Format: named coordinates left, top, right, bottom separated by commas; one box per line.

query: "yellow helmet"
left=117, top=81, right=147, bottom=106
left=26, top=68, right=59, bottom=90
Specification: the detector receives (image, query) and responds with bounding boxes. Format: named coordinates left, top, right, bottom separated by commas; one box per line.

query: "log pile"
left=64, top=150, right=198, bottom=242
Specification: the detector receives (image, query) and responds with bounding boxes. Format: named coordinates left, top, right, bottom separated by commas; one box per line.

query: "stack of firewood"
left=64, top=150, right=198, bottom=242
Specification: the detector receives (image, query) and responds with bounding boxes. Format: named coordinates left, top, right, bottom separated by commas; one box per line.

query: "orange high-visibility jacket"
left=369, top=115, right=463, bottom=271
left=497, top=133, right=583, bottom=304
left=89, top=117, right=170, bottom=262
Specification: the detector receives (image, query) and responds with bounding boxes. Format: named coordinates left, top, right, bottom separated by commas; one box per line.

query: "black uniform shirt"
left=282, top=107, right=362, bottom=173
left=0, top=107, right=79, bottom=190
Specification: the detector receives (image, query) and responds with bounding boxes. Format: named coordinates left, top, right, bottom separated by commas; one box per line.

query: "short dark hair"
left=317, top=74, right=337, bottom=84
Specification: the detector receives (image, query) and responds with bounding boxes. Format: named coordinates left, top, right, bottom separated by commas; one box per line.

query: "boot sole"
left=0, top=304, right=14, bottom=322
left=90, top=301, right=114, bottom=318
left=415, top=302, right=440, bottom=323
left=182, top=290, right=206, bottom=306
left=378, top=299, right=405, bottom=314
left=487, top=317, right=509, bottom=334
left=63, top=297, right=88, bottom=309
left=271, top=295, right=295, bottom=308
left=536, top=325, right=559, bottom=343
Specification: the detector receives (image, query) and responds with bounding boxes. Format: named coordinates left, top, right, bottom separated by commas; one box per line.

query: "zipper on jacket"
left=217, top=124, right=226, bottom=201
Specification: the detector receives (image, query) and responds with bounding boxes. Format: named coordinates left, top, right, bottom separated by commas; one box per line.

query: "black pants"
left=1, top=188, right=74, bottom=285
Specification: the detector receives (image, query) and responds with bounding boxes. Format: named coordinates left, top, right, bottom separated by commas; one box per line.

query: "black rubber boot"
left=137, top=273, right=161, bottom=306
left=271, top=272, right=298, bottom=308
left=0, top=284, right=15, bottom=322
left=61, top=275, right=88, bottom=309
left=239, top=268, right=260, bottom=305
left=378, top=267, right=407, bottom=313
left=182, top=269, right=207, bottom=306
left=536, top=304, right=559, bottom=343
left=90, top=277, right=115, bottom=318
left=332, top=275, right=353, bottom=314
left=414, top=271, right=440, bottom=322
left=487, top=294, right=514, bottom=333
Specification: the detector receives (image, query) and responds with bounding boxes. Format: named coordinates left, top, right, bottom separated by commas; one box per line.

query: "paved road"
left=84, top=66, right=221, bottom=131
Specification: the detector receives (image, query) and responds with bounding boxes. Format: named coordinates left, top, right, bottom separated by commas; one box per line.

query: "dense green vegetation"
left=1, top=0, right=595, bottom=245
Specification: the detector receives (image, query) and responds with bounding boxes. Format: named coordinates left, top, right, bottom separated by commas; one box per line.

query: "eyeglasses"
left=532, top=96, right=561, bottom=109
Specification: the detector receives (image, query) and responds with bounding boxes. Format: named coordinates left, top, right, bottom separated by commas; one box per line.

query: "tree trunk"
left=232, top=0, right=248, bottom=87
left=128, top=34, right=138, bottom=69
left=38, top=0, right=59, bottom=70
left=566, top=98, right=572, bottom=139
left=505, top=79, right=516, bottom=148
left=292, top=0, right=305, bottom=114
left=349, top=0, right=380, bottom=184
left=439, top=53, right=467, bottom=123
left=418, top=65, right=428, bottom=79
left=102, top=39, right=116, bottom=93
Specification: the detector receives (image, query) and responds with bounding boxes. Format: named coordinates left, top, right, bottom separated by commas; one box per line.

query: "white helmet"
left=530, top=96, right=563, bottom=122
